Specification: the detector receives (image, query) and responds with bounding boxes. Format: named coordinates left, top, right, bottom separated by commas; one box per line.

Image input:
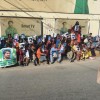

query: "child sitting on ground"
left=72, top=41, right=81, bottom=61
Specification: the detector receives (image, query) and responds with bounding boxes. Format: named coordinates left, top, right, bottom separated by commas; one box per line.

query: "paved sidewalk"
left=0, top=57, right=100, bottom=100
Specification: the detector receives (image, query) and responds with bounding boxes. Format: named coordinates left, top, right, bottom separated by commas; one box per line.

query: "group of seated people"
left=0, top=22, right=100, bottom=66
left=0, top=33, right=99, bottom=66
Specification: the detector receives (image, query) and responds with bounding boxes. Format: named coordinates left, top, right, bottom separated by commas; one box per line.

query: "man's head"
left=62, top=22, right=66, bottom=27
left=75, top=21, right=79, bottom=25
left=89, top=33, right=92, bottom=36
left=3, top=50, right=11, bottom=59
left=8, top=21, right=13, bottom=27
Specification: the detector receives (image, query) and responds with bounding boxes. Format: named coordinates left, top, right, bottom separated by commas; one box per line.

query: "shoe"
left=89, top=57, right=95, bottom=60
left=51, top=62, right=53, bottom=64
left=47, top=62, right=50, bottom=64
left=70, top=59, right=74, bottom=62
left=34, top=63, right=37, bottom=66
left=57, top=61, right=61, bottom=63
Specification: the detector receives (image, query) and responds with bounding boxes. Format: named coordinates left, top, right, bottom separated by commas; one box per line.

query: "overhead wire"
left=2, top=0, right=82, bottom=33
left=3, top=0, right=50, bottom=35
left=0, top=3, right=38, bottom=34
left=16, top=0, right=42, bottom=34
left=0, top=7, right=39, bottom=35
left=67, top=0, right=93, bottom=34
left=42, top=0, right=89, bottom=34
left=21, top=0, right=60, bottom=32
left=15, top=0, right=46, bottom=34
left=16, top=0, right=61, bottom=33
left=42, top=1, right=72, bottom=29
left=3, top=0, right=100, bottom=35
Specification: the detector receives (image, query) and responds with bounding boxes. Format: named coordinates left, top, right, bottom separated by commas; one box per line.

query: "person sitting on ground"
left=87, top=39, right=96, bottom=59
left=72, top=41, right=81, bottom=61
left=36, top=45, right=46, bottom=64
left=81, top=44, right=91, bottom=59
left=46, top=40, right=52, bottom=64
left=19, top=47, right=24, bottom=66
left=57, top=42, right=66, bottom=63
left=88, top=33, right=93, bottom=42
left=30, top=45, right=38, bottom=66
left=50, top=44, right=59, bottom=64
left=23, top=48, right=30, bottom=66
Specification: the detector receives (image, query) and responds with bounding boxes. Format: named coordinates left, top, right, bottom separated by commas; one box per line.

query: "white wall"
left=89, top=0, right=100, bottom=14
left=0, top=17, right=100, bottom=37
left=55, top=19, right=89, bottom=34
left=89, top=20, right=99, bottom=36
left=43, top=19, right=56, bottom=35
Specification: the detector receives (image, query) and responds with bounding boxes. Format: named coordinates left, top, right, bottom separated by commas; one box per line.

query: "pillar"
left=42, top=19, right=56, bottom=35
left=89, top=20, right=99, bottom=36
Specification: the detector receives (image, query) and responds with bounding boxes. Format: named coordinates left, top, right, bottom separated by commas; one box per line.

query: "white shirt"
left=26, top=50, right=29, bottom=58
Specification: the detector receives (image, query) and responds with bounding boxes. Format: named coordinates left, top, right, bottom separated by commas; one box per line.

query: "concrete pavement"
left=0, top=58, right=100, bottom=100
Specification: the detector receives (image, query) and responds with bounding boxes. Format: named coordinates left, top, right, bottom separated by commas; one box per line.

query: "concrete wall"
left=89, top=20, right=100, bottom=36
left=42, top=18, right=100, bottom=36
left=0, top=17, right=100, bottom=37
left=1, top=0, right=100, bottom=14
left=0, top=0, right=100, bottom=37
left=0, top=18, right=41, bottom=36
left=55, top=19, right=89, bottom=35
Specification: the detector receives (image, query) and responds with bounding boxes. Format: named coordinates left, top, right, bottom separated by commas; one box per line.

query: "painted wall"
left=0, top=18, right=41, bottom=36
left=55, top=19, right=89, bottom=34
left=0, top=18, right=99, bottom=37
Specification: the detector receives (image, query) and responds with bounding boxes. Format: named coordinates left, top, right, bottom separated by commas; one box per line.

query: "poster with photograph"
left=14, top=34, right=19, bottom=40
left=28, top=37, right=33, bottom=44
left=0, top=48, right=17, bottom=67
left=21, top=34, right=26, bottom=39
left=19, top=43, right=25, bottom=51
left=1, top=18, right=41, bottom=37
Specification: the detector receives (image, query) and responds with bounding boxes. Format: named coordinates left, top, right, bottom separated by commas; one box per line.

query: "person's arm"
left=56, top=48, right=60, bottom=51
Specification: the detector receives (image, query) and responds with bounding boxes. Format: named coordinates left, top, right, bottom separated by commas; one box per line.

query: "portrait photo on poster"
left=2, top=49, right=11, bottom=60
left=19, top=43, right=25, bottom=51
left=28, top=37, right=33, bottom=44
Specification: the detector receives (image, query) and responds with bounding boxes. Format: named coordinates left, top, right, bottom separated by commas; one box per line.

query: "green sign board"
left=74, top=0, right=89, bottom=14
left=0, top=48, right=17, bottom=68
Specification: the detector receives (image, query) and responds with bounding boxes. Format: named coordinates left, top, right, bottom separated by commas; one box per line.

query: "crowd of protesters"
left=0, top=21, right=100, bottom=66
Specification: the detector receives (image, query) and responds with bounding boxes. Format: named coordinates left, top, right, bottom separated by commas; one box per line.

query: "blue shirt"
left=50, top=47, right=57, bottom=55
left=56, top=39, right=60, bottom=48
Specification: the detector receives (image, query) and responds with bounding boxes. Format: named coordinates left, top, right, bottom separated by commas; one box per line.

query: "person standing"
left=72, top=21, right=81, bottom=44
